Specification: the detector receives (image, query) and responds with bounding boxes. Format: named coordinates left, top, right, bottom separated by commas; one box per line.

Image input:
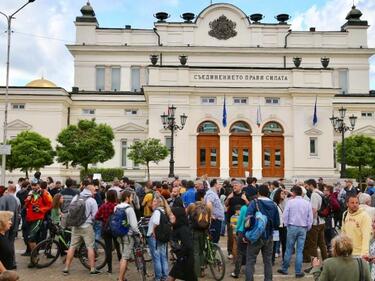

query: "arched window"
left=262, top=121, right=284, bottom=135
left=230, top=121, right=251, bottom=134
left=197, top=121, right=219, bottom=134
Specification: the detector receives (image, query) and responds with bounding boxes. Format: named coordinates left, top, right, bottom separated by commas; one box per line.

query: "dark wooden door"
left=229, top=135, right=252, bottom=178
left=197, top=135, right=220, bottom=177
left=262, top=136, right=284, bottom=178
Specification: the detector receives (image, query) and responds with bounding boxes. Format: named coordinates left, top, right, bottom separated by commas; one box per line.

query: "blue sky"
left=0, top=0, right=374, bottom=90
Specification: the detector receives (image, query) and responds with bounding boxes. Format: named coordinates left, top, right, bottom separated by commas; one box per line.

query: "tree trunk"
left=25, top=169, right=28, bottom=178
left=146, top=162, right=150, bottom=181
left=358, top=164, right=362, bottom=191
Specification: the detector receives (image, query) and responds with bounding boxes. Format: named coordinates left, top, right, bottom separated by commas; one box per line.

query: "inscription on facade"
left=192, top=73, right=289, bottom=82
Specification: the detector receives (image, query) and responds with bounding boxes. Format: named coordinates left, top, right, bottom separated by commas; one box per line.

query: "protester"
left=342, top=195, right=372, bottom=256
left=147, top=194, right=174, bottom=281
left=225, top=180, right=248, bottom=259
left=303, top=179, right=328, bottom=263
left=116, top=190, right=141, bottom=281
left=278, top=185, right=313, bottom=278
left=60, top=178, right=78, bottom=214
left=359, top=193, right=375, bottom=220
left=311, top=234, right=371, bottom=281
left=168, top=205, right=197, bottom=281
left=0, top=185, right=20, bottom=269
left=0, top=211, right=15, bottom=271
left=63, top=182, right=99, bottom=275
left=142, top=182, right=155, bottom=218
left=204, top=179, right=225, bottom=243
left=273, top=188, right=287, bottom=264
left=50, top=194, right=63, bottom=225
left=24, top=181, right=52, bottom=261
left=231, top=203, right=248, bottom=279
left=245, top=184, right=279, bottom=281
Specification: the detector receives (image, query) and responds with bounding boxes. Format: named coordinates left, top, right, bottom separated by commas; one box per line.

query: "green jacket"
left=311, top=256, right=371, bottom=281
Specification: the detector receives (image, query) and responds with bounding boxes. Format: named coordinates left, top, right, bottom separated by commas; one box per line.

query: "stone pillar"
left=252, top=133, right=262, bottom=179
left=220, top=133, right=229, bottom=179
left=284, top=134, right=294, bottom=179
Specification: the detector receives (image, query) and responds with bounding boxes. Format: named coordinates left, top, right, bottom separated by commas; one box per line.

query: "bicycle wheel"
left=208, top=243, right=225, bottom=281
left=31, top=239, right=61, bottom=268
left=78, top=240, right=107, bottom=270
left=142, top=244, right=152, bottom=262
left=135, top=254, right=147, bottom=281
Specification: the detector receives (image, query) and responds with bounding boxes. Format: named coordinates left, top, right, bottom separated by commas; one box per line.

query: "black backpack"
left=317, top=193, right=331, bottom=218
left=154, top=209, right=171, bottom=243
left=65, top=196, right=88, bottom=227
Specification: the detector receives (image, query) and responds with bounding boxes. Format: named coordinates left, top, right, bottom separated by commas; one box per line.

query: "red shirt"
left=24, top=190, right=52, bottom=222
left=95, top=202, right=117, bottom=225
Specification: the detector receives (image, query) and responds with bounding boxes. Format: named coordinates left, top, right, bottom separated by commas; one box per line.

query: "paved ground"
left=14, top=237, right=313, bottom=281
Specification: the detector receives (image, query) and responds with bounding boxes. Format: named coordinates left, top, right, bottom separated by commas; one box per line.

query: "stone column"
left=220, top=133, right=229, bottom=179
left=252, top=133, right=262, bottom=179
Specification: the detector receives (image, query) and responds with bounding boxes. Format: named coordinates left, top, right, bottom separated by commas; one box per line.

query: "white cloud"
left=291, top=0, right=375, bottom=90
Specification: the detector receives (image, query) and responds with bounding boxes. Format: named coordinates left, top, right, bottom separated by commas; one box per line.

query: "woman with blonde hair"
left=51, top=193, right=63, bottom=225
left=311, top=234, right=371, bottom=281
left=0, top=211, right=15, bottom=272
left=147, top=193, right=175, bottom=281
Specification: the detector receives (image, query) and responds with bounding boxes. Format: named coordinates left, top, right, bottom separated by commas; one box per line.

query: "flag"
left=256, top=104, right=262, bottom=127
left=222, top=96, right=227, bottom=127
left=313, top=96, right=318, bottom=126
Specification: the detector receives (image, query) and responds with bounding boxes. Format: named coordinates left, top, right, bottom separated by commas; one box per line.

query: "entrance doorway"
left=229, top=121, right=252, bottom=178
left=262, top=121, right=284, bottom=178
left=197, top=121, right=220, bottom=177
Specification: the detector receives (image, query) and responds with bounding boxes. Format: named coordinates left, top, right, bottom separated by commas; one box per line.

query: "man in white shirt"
left=303, top=179, right=328, bottom=264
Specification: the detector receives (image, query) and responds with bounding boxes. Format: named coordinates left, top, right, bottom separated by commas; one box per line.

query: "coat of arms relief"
left=208, top=15, right=237, bottom=40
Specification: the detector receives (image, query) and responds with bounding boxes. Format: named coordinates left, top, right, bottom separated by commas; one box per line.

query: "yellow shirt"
left=342, top=208, right=372, bottom=256
left=142, top=192, right=153, bottom=217
left=179, top=187, right=186, bottom=195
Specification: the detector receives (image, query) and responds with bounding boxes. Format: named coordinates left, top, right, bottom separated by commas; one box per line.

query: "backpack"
left=65, top=196, right=88, bottom=227
left=154, top=209, right=171, bottom=243
left=191, top=202, right=210, bottom=230
left=244, top=200, right=268, bottom=244
left=317, top=193, right=331, bottom=218
left=109, top=206, right=131, bottom=237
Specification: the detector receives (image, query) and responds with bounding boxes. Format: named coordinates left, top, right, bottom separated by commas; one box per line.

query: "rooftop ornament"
left=276, top=14, right=290, bottom=24
left=181, top=12, right=195, bottom=23
left=154, top=12, right=170, bottom=23
left=249, top=13, right=264, bottom=24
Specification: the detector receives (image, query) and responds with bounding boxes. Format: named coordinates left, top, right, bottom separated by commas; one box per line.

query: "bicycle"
left=132, top=235, right=148, bottom=281
left=30, top=222, right=107, bottom=270
left=203, top=234, right=226, bottom=281
left=137, top=217, right=152, bottom=263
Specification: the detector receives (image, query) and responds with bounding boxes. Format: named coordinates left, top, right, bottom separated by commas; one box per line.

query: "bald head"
left=7, top=184, right=16, bottom=194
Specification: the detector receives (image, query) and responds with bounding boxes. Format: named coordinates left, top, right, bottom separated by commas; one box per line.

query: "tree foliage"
left=56, top=120, right=115, bottom=171
left=337, top=134, right=375, bottom=179
left=5, top=131, right=55, bottom=177
left=128, top=138, right=169, bottom=180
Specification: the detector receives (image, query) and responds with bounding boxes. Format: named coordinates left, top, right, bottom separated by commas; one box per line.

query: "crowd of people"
left=0, top=173, right=374, bottom=281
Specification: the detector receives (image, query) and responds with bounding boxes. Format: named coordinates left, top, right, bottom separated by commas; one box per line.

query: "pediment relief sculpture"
left=208, top=15, right=237, bottom=40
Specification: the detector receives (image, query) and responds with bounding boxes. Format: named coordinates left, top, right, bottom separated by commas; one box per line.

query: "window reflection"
left=200, top=149, right=206, bottom=166
left=232, top=148, right=238, bottom=167
left=210, top=149, right=217, bottom=167
left=275, top=149, right=281, bottom=167
left=243, top=148, right=249, bottom=168
left=264, top=149, right=271, bottom=167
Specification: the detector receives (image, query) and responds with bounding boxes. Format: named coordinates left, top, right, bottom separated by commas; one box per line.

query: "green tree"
left=56, top=119, right=115, bottom=172
left=4, top=131, right=55, bottom=177
left=337, top=134, right=375, bottom=180
left=128, top=138, right=169, bottom=180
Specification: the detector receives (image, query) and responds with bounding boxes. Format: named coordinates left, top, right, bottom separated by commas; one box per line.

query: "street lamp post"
left=0, top=0, right=35, bottom=185
left=160, top=105, right=187, bottom=178
left=330, top=106, right=357, bottom=178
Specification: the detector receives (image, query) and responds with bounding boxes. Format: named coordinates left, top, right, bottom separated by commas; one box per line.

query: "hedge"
left=80, top=168, right=124, bottom=182
left=346, top=167, right=375, bottom=182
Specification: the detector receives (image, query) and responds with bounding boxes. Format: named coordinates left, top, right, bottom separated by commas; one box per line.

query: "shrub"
left=80, top=168, right=124, bottom=182
left=346, top=167, right=375, bottom=182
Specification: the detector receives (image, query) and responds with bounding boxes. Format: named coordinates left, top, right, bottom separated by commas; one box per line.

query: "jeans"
left=93, top=220, right=102, bottom=242
left=245, top=237, right=273, bottom=281
left=209, top=219, right=222, bottom=244
left=220, top=217, right=226, bottom=235
left=147, top=236, right=168, bottom=281
left=281, top=225, right=307, bottom=274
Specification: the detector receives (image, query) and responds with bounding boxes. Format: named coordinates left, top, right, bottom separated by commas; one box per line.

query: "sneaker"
left=90, top=269, right=101, bottom=275
left=230, top=272, right=239, bottom=278
left=228, top=254, right=233, bottom=259
left=296, top=272, right=305, bottom=278
left=277, top=269, right=288, bottom=275
left=62, top=269, right=69, bottom=275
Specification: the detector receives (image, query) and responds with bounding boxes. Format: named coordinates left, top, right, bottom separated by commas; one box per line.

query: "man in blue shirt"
left=182, top=180, right=196, bottom=208
left=204, top=179, right=224, bottom=243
